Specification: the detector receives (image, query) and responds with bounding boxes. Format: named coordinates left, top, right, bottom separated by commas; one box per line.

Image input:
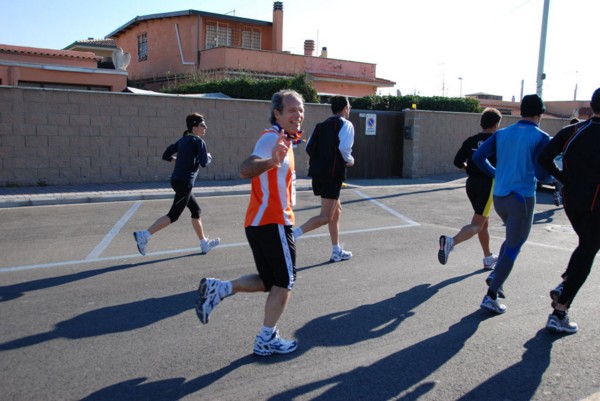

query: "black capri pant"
left=167, top=179, right=201, bottom=222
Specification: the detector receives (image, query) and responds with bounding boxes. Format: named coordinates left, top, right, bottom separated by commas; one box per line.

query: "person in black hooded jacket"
left=539, top=88, right=600, bottom=334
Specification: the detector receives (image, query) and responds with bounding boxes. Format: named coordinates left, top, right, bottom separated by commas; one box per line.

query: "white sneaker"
left=546, top=313, right=578, bottom=334
left=195, top=278, right=223, bottom=324
left=330, top=248, right=352, bottom=262
left=438, top=235, right=454, bottom=265
left=483, top=254, right=498, bottom=270
left=201, top=237, right=220, bottom=254
left=480, top=295, right=506, bottom=314
left=133, top=231, right=149, bottom=256
left=253, top=330, right=298, bottom=356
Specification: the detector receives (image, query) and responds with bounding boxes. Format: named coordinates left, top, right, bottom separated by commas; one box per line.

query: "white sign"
left=365, top=114, right=377, bottom=136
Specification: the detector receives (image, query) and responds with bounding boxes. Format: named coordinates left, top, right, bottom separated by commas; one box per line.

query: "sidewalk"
left=0, top=174, right=466, bottom=208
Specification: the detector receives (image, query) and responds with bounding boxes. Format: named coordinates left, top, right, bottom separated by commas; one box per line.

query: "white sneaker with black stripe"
left=200, top=237, right=220, bottom=254
left=546, top=313, right=578, bottom=334
left=133, top=231, right=149, bottom=256
left=438, top=235, right=454, bottom=265
left=330, top=247, right=352, bottom=262
left=483, top=254, right=498, bottom=270
left=253, top=330, right=298, bottom=356
left=480, top=295, right=506, bottom=314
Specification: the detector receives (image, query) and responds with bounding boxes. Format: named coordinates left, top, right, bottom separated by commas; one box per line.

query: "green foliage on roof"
left=162, top=73, right=319, bottom=104
left=351, top=95, right=482, bottom=113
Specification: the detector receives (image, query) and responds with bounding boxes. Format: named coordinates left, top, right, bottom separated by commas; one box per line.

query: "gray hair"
left=270, top=89, right=304, bottom=125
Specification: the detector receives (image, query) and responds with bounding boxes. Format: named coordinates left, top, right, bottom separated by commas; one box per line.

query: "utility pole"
left=536, top=0, right=550, bottom=97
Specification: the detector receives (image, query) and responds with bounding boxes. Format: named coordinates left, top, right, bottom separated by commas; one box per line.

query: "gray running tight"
left=489, top=193, right=535, bottom=295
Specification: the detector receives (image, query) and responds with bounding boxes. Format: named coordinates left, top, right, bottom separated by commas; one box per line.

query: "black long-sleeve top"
left=539, top=117, right=600, bottom=211
left=162, top=134, right=210, bottom=186
left=453, top=132, right=496, bottom=181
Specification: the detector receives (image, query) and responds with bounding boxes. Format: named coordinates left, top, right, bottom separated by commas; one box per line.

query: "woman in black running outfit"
left=539, top=88, right=600, bottom=334
left=133, top=113, right=220, bottom=256
left=438, top=108, right=501, bottom=270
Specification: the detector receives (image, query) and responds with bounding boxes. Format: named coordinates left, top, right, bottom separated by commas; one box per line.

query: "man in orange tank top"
left=195, top=89, right=304, bottom=356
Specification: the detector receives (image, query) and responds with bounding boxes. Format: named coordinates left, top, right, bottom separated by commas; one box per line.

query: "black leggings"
left=558, top=208, right=600, bottom=307
left=167, top=179, right=201, bottom=222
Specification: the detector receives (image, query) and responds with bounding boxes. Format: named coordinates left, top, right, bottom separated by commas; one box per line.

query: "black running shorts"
left=311, top=175, right=344, bottom=200
left=466, top=177, right=494, bottom=217
left=245, top=224, right=296, bottom=290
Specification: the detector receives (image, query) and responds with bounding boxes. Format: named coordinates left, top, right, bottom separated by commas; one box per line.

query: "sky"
left=1, top=0, right=598, bottom=102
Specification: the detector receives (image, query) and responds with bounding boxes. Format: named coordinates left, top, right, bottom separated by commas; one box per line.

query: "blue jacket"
left=473, top=120, right=551, bottom=197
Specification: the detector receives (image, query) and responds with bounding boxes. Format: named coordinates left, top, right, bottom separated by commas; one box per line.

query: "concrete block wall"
left=402, top=109, right=571, bottom=178
left=0, top=86, right=575, bottom=186
left=0, top=87, right=330, bottom=186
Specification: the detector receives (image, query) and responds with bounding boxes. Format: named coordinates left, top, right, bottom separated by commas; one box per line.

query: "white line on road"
left=354, top=190, right=420, bottom=226
left=86, top=201, right=143, bottom=260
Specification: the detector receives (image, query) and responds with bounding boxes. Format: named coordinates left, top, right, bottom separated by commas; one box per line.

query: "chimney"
left=272, top=2, right=283, bottom=52
left=304, top=40, right=315, bottom=56
left=320, top=46, right=328, bottom=58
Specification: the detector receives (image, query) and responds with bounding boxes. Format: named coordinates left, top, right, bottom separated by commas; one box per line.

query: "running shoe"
left=480, top=295, right=506, bottom=314
left=553, top=191, right=562, bottom=207
left=483, top=254, right=498, bottom=270
left=550, top=282, right=564, bottom=303
left=330, top=248, right=352, bottom=262
left=195, top=278, right=223, bottom=324
left=546, top=313, right=578, bottom=334
left=133, top=231, right=149, bottom=256
left=253, top=330, right=298, bottom=356
left=485, top=272, right=505, bottom=299
left=438, top=235, right=454, bottom=265
left=200, top=237, right=220, bottom=254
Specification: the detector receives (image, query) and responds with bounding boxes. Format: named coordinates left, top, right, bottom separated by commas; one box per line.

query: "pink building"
left=0, top=44, right=127, bottom=92
left=106, top=2, right=394, bottom=97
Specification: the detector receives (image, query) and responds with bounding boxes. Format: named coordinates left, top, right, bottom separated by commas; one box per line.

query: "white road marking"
left=354, top=190, right=420, bottom=226
left=0, top=191, right=573, bottom=273
left=86, top=201, right=143, bottom=260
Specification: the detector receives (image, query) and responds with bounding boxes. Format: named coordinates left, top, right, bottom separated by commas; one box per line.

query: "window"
left=242, top=28, right=261, bottom=50
left=205, top=22, right=232, bottom=49
left=137, top=33, right=148, bottom=61
left=19, top=82, right=110, bottom=91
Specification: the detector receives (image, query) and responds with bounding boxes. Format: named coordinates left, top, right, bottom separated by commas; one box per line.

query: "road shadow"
left=533, top=207, right=562, bottom=225
left=78, top=271, right=480, bottom=400
left=80, top=354, right=257, bottom=401
left=290, top=271, right=482, bottom=356
left=268, top=310, right=494, bottom=401
left=0, top=254, right=197, bottom=302
left=0, top=289, right=195, bottom=351
left=456, top=329, right=569, bottom=401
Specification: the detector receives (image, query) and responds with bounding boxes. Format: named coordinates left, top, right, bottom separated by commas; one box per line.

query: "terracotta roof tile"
left=309, top=72, right=395, bottom=86
left=0, top=44, right=100, bottom=60
left=70, top=38, right=117, bottom=48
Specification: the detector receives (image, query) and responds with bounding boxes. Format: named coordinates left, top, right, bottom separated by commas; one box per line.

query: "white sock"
left=143, top=230, right=151, bottom=239
left=260, top=325, right=275, bottom=341
left=293, top=227, right=303, bottom=238
left=333, top=244, right=341, bottom=252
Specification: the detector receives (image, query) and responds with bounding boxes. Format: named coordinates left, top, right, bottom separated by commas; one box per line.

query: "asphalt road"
left=1, top=180, right=599, bottom=401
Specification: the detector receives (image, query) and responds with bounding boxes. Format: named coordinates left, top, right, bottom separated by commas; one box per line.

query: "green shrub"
left=162, top=73, right=319, bottom=103
left=351, top=95, right=481, bottom=113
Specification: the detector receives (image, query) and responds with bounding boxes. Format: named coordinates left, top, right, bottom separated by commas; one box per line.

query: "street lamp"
left=458, top=77, right=463, bottom=97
